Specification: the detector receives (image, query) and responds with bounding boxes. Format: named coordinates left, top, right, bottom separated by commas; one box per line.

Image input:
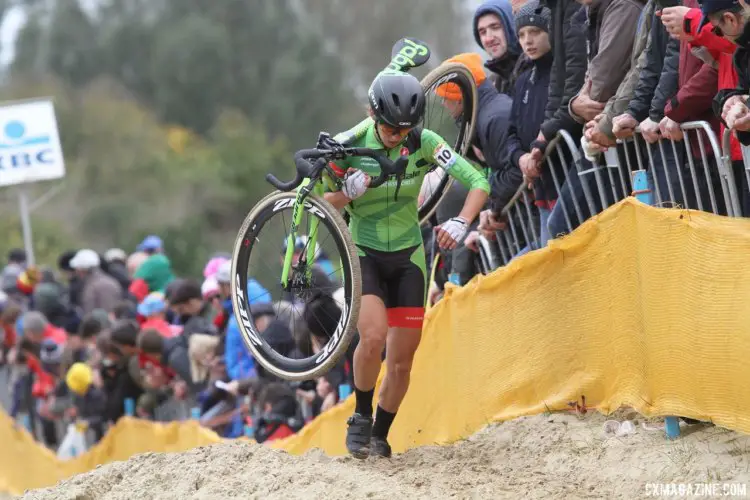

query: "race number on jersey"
left=433, top=143, right=458, bottom=171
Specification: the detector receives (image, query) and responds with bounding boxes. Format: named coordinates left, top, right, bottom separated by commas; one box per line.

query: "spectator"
left=103, top=248, right=131, bottom=292
left=138, top=326, right=206, bottom=396
left=660, top=1, right=742, bottom=190
left=1, top=248, right=26, bottom=296
left=707, top=0, right=750, bottom=214
left=252, top=382, right=303, bottom=443
left=169, top=279, right=218, bottom=336
left=535, top=0, right=587, bottom=147
left=224, top=295, right=266, bottom=381
left=65, top=362, right=107, bottom=442
left=545, top=0, right=645, bottom=238
left=110, top=300, right=137, bottom=322
left=109, top=319, right=140, bottom=358
left=128, top=253, right=175, bottom=303
left=655, top=0, right=722, bottom=210
left=212, top=260, right=234, bottom=335
left=612, top=0, right=680, bottom=142
left=138, top=292, right=181, bottom=338
left=473, top=0, right=523, bottom=95
left=1, top=303, right=21, bottom=359
left=567, top=0, right=645, bottom=127
left=431, top=52, right=513, bottom=286
left=32, top=276, right=71, bottom=329
left=584, top=0, right=656, bottom=149
left=22, top=311, right=67, bottom=347
left=475, top=0, right=555, bottom=250
left=136, top=235, right=163, bottom=256
left=126, top=251, right=149, bottom=278
left=98, top=331, right=144, bottom=424
left=58, top=250, right=85, bottom=311
left=70, top=249, right=122, bottom=315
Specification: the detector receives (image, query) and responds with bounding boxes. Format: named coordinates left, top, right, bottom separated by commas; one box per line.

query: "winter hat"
left=434, top=53, right=488, bottom=101
left=515, top=0, right=551, bottom=33
left=66, top=362, right=93, bottom=396
left=215, top=260, right=231, bottom=285
left=201, top=276, right=220, bottom=299
left=137, top=292, right=167, bottom=317
left=203, top=256, right=229, bottom=279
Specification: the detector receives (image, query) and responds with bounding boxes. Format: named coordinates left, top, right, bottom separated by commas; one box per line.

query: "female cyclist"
left=323, top=70, right=489, bottom=458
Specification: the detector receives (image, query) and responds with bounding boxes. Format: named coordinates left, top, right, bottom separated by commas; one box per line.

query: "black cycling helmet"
left=368, top=71, right=426, bottom=128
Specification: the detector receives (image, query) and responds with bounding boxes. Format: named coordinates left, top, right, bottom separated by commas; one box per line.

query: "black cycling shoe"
left=346, top=413, right=373, bottom=459
left=369, top=437, right=392, bottom=458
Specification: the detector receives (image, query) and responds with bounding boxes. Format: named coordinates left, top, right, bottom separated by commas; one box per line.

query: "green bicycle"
left=230, top=38, right=478, bottom=381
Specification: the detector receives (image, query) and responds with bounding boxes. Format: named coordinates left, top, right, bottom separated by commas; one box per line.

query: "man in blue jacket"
left=224, top=277, right=271, bottom=381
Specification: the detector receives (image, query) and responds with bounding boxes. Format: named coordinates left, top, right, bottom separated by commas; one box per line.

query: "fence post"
left=631, top=168, right=681, bottom=439
left=631, top=170, right=653, bottom=205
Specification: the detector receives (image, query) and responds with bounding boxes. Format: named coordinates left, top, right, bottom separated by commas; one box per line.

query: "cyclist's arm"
left=421, top=129, right=489, bottom=224
left=324, top=191, right=352, bottom=210
left=323, top=118, right=373, bottom=208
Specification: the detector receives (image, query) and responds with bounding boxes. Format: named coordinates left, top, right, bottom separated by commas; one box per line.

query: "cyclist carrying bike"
left=323, top=70, right=489, bottom=458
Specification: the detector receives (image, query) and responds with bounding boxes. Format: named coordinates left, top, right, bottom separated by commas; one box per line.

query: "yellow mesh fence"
left=3, top=198, right=750, bottom=493
left=0, top=411, right=224, bottom=494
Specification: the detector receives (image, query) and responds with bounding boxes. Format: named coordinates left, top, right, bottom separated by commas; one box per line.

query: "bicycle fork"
left=280, top=179, right=323, bottom=288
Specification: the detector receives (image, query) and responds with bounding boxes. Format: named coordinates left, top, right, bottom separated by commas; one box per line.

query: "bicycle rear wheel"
left=230, top=190, right=361, bottom=381
left=418, top=62, right=479, bottom=225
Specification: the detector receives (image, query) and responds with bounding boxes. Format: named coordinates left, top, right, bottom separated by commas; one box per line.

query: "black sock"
left=372, top=405, right=396, bottom=440
left=354, top=387, right=374, bottom=417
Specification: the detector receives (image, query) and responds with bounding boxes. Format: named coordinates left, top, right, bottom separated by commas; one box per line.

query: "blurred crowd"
left=0, top=235, right=353, bottom=453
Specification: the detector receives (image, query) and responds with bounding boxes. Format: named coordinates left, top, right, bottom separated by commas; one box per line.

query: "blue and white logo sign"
left=0, top=98, right=65, bottom=187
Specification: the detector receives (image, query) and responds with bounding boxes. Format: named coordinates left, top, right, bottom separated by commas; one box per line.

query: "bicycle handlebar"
left=265, top=146, right=409, bottom=192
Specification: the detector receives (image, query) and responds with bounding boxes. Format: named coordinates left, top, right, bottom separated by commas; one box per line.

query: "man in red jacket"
left=653, top=0, right=723, bottom=210
left=660, top=1, right=749, bottom=215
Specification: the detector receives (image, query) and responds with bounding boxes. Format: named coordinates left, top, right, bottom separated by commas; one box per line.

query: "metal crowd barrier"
left=477, top=121, right=746, bottom=274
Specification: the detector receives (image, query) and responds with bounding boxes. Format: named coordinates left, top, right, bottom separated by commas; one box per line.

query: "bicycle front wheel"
left=230, top=190, right=361, bottom=381
left=418, top=61, right=479, bottom=225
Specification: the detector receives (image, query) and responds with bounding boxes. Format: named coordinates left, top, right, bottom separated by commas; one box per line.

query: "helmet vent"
left=391, top=93, right=400, bottom=106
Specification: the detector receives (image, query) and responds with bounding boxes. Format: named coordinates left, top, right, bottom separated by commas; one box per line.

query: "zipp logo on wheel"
left=272, top=198, right=326, bottom=219
left=234, top=273, right=262, bottom=347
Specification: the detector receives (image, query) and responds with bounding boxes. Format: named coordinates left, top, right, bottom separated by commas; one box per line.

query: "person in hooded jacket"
left=474, top=0, right=523, bottom=96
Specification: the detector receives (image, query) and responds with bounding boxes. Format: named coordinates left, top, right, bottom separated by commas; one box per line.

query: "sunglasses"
left=378, top=122, right=413, bottom=137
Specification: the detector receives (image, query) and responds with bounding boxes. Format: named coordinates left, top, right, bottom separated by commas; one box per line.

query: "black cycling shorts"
left=357, top=244, right=427, bottom=328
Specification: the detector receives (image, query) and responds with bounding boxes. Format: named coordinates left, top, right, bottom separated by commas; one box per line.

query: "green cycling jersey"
left=326, top=118, right=490, bottom=253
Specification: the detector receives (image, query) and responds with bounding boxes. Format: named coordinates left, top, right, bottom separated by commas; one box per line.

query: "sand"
left=16, top=411, right=750, bottom=500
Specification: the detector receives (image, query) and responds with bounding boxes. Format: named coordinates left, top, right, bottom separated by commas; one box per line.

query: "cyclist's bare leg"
left=353, top=294, right=389, bottom=403
left=347, top=294, right=388, bottom=458
left=378, top=326, right=421, bottom=412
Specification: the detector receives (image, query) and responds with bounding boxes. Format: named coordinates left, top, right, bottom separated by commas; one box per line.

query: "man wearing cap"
left=713, top=1, right=750, bottom=131
left=659, top=1, right=742, bottom=163
left=103, top=248, right=131, bottom=291
left=136, top=235, right=163, bottom=255
left=70, top=249, right=122, bottom=315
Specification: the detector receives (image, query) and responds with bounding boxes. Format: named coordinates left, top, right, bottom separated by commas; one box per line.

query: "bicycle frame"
left=280, top=177, right=325, bottom=288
